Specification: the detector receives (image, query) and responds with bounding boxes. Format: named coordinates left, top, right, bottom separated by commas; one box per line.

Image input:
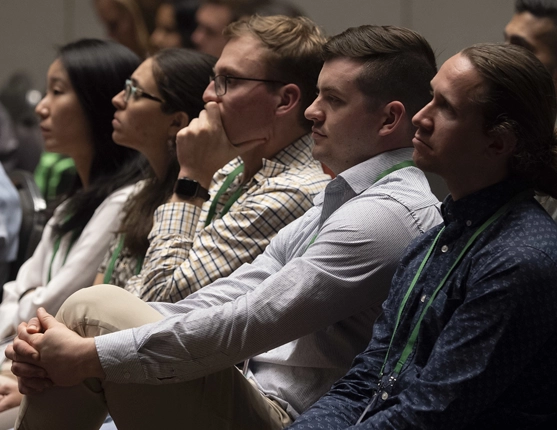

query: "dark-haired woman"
left=95, top=47, right=215, bottom=287
left=150, top=0, right=199, bottom=51
left=0, top=39, right=143, bottom=341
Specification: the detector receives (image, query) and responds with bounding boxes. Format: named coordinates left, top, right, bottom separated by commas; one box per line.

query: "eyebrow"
left=213, top=65, right=242, bottom=76
left=317, top=85, right=341, bottom=95
left=430, top=84, right=458, bottom=113
left=48, top=76, right=66, bottom=85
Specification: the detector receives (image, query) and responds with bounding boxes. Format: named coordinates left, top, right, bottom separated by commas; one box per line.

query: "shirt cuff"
left=151, top=202, right=201, bottom=239
left=95, top=329, right=146, bottom=384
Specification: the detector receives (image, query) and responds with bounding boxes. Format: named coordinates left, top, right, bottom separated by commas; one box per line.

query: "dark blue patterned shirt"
left=289, top=179, right=557, bottom=429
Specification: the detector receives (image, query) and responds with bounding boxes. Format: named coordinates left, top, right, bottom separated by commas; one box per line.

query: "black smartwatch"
left=174, top=177, right=211, bottom=201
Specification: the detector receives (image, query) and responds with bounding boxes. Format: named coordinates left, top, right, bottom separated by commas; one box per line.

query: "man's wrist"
left=177, top=169, right=213, bottom=190
left=84, top=338, right=106, bottom=380
left=169, top=193, right=206, bottom=207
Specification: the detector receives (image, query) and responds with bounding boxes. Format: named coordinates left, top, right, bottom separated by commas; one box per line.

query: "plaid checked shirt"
left=125, top=134, right=330, bottom=302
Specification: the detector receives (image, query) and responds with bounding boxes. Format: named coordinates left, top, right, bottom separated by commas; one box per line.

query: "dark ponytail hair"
left=462, top=43, right=557, bottom=198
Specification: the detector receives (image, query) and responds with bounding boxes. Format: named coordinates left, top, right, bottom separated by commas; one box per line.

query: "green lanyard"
left=47, top=229, right=80, bottom=283
left=204, top=164, right=245, bottom=227
left=103, top=235, right=144, bottom=284
left=379, top=189, right=532, bottom=381
left=303, top=160, right=416, bottom=253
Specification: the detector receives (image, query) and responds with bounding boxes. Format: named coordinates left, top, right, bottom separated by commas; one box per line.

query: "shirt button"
left=420, top=294, right=427, bottom=303
left=441, top=245, right=449, bottom=253
left=466, top=220, right=472, bottom=226
left=381, top=391, right=389, bottom=400
left=124, top=372, right=130, bottom=379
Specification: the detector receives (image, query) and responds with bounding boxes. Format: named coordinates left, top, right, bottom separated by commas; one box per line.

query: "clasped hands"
left=4, top=307, right=102, bottom=396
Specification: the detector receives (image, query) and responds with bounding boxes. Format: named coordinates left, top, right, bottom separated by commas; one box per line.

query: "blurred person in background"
left=93, top=0, right=163, bottom=57
left=191, top=0, right=266, bottom=57
left=505, top=0, right=557, bottom=220
left=0, top=73, right=43, bottom=175
left=505, top=0, right=557, bottom=89
left=151, top=0, right=200, bottom=51
left=0, top=162, right=21, bottom=290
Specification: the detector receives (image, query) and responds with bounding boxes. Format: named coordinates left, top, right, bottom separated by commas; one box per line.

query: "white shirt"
left=0, top=184, right=135, bottom=339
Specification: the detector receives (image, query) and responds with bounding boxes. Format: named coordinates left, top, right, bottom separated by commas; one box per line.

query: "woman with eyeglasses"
left=0, top=38, right=143, bottom=429
left=94, top=47, right=216, bottom=288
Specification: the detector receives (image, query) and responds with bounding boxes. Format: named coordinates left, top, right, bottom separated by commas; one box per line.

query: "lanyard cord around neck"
left=204, top=164, right=245, bottom=227
left=303, top=160, right=416, bottom=254
left=103, top=234, right=145, bottom=284
left=102, top=235, right=144, bottom=284
left=378, top=189, right=532, bottom=381
left=47, top=228, right=81, bottom=283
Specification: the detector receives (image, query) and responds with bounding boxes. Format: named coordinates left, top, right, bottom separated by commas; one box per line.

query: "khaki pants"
left=0, top=361, right=19, bottom=430
left=16, top=285, right=292, bottom=430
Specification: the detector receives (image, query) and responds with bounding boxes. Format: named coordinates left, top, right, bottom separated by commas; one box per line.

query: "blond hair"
left=225, top=15, right=326, bottom=129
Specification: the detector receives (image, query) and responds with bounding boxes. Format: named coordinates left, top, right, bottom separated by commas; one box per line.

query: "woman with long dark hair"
left=0, top=38, right=143, bottom=429
left=0, top=39, right=143, bottom=339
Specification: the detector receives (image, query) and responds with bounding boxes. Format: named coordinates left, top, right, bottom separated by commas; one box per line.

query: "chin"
left=412, top=152, right=432, bottom=172
left=43, top=140, right=60, bottom=152
left=112, top=135, right=132, bottom=149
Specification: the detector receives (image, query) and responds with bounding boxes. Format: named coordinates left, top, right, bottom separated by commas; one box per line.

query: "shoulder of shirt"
left=250, top=164, right=330, bottom=197
left=363, top=167, right=438, bottom=203
left=107, top=182, right=138, bottom=199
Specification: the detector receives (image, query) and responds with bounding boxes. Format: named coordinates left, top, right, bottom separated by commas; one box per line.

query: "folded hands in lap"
left=4, top=308, right=104, bottom=395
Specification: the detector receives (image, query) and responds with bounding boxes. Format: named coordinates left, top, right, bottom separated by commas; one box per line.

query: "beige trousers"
left=16, top=285, right=292, bottom=430
left=0, top=361, right=19, bottom=430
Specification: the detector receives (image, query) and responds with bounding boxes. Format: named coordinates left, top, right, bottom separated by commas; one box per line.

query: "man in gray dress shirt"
left=8, top=25, right=442, bottom=430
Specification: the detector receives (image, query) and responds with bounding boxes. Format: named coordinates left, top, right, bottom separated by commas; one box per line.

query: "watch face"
left=175, top=178, right=199, bottom=197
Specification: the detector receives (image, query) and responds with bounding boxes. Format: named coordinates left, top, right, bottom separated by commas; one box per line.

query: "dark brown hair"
left=322, top=25, right=437, bottom=118
left=462, top=42, right=557, bottom=197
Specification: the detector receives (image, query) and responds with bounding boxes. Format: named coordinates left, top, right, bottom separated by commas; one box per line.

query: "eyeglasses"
left=124, top=79, right=163, bottom=103
left=210, top=74, right=286, bottom=97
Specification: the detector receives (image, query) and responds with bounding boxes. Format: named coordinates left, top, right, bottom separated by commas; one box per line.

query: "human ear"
left=378, top=101, right=406, bottom=136
left=275, top=83, right=301, bottom=117
left=168, top=111, right=190, bottom=137
left=486, top=126, right=517, bottom=159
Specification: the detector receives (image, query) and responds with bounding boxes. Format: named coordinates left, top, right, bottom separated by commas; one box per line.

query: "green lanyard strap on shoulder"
left=379, top=189, right=533, bottom=379
left=103, top=235, right=144, bottom=284
left=204, top=164, right=245, bottom=227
